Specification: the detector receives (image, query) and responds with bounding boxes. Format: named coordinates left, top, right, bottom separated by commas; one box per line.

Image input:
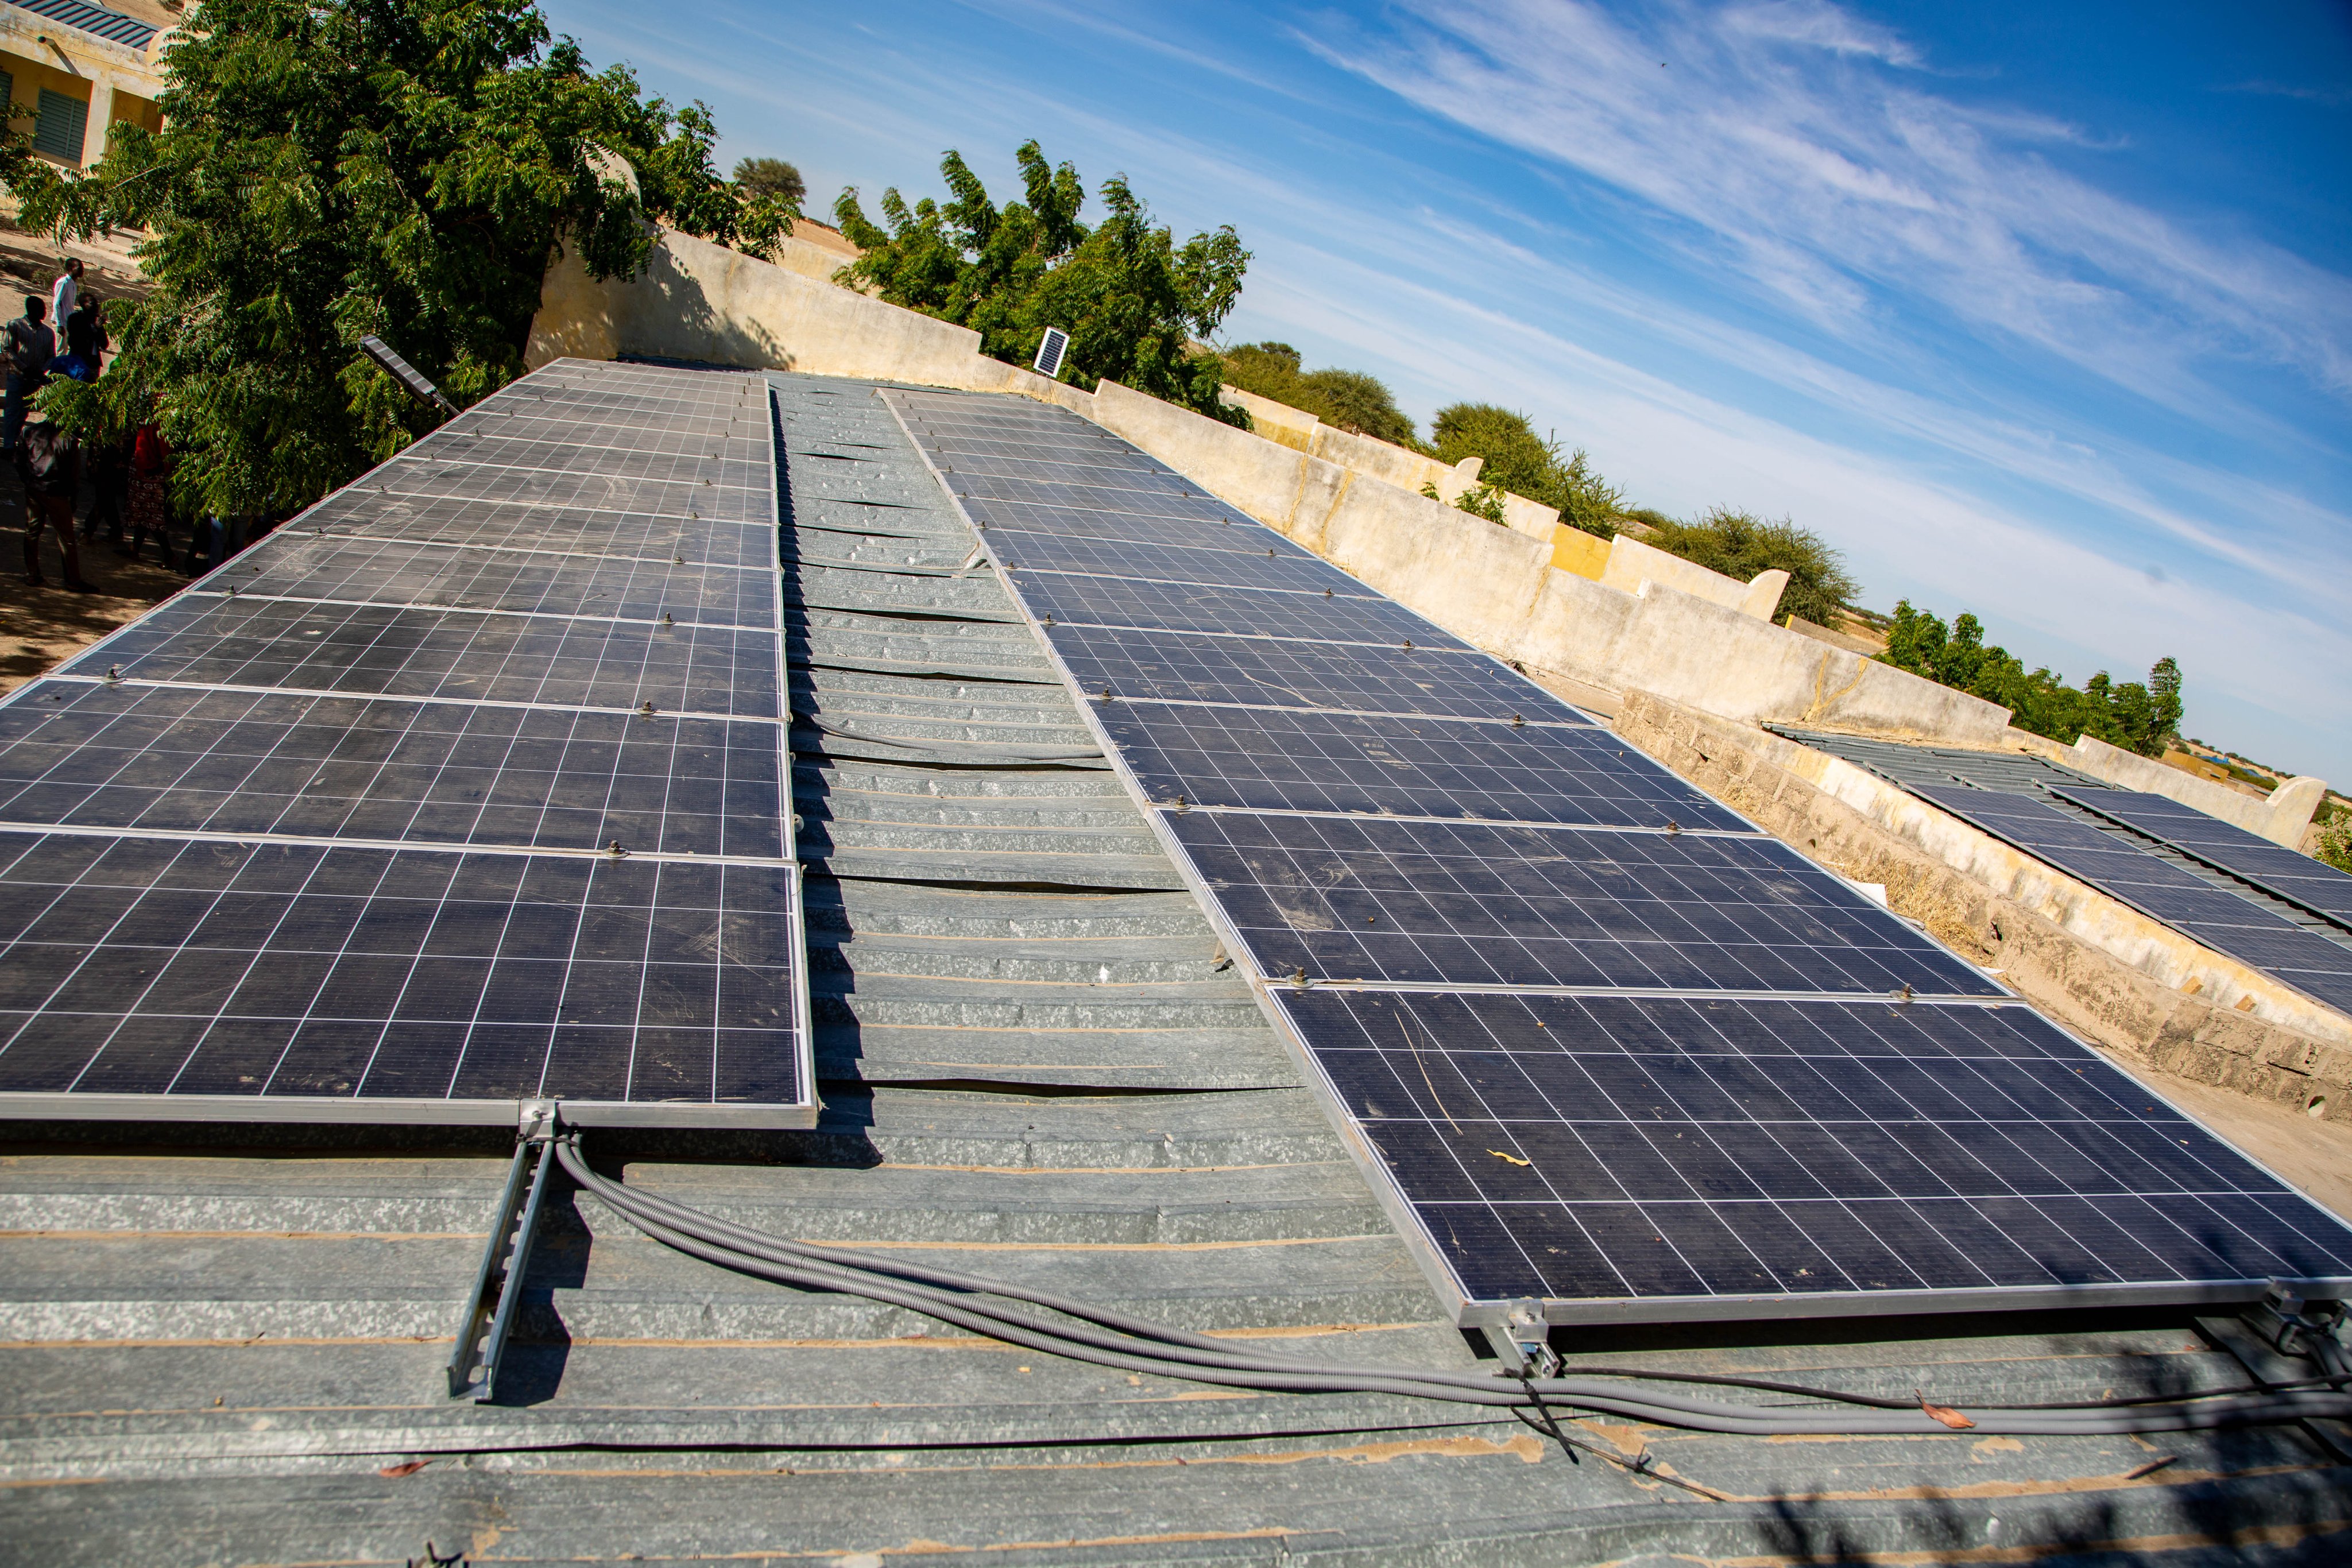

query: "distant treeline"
left=1221, top=342, right=2186, bottom=758
left=1217, top=342, right=1858, bottom=630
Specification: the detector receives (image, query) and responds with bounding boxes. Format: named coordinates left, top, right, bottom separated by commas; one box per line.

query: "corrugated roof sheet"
left=1, top=374, right=2347, bottom=1563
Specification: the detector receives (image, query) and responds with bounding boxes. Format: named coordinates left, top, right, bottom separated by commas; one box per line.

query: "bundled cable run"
left=554, top=1137, right=2352, bottom=1438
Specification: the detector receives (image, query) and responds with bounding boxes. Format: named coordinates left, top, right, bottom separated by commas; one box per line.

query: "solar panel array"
left=1918, top=785, right=2352, bottom=1019
left=2055, top=786, right=2352, bottom=932
left=884, top=386, right=2352, bottom=1325
left=0, top=359, right=815, bottom=1128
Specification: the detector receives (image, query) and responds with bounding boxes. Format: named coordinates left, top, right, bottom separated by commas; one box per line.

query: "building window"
left=34, top=87, right=88, bottom=164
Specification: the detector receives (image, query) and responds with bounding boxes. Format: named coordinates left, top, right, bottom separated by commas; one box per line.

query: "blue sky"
left=546, top=0, right=2352, bottom=783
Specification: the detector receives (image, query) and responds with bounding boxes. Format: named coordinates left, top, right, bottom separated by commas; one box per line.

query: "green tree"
left=732, top=155, right=804, bottom=207
left=836, top=141, right=1247, bottom=419
left=1642, top=507, right=1860, bottom=629
left=1428, top=403, right=1624, bottom=536
left=1881, top=602, right=2183, bottom=756
left=1216, top=343, right=1419, bottom=445
left=6, top=0, right=788, bottom=518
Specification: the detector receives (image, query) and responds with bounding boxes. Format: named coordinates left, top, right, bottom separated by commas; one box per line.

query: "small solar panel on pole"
left=1033, top=326, right=1071, bottom=380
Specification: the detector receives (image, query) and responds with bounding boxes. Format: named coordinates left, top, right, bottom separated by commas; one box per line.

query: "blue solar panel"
left=1169, top=810, right=2002, bottom=997
left=877, top=382, right=2352, bottom=1325
left=1050, top=625, right=1587, bottom=723
left=2055, top=786, right=2352, bottom=931
left=1918, top=785, right=2352, bottom=1017
left=0, top=361, right=813, bottom=1127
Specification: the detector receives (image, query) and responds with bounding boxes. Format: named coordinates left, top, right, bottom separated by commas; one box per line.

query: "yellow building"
left=0, top=0, right=175, bottom=172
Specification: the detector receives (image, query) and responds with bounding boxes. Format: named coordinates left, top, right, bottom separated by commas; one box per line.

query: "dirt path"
left=1, top=465, right=192, bottom=694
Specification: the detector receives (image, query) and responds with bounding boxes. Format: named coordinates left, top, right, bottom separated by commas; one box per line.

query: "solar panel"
left=2054, top=786, right=2352, bottom=931
left=63, top=594, right=779, bottom=719
left=1280, top=987, right=2352, bottom=1313
left=0, top=359, right=812, bottom=1127
left=0, top=831, right=802, bottom=1113
left=1100, top=706, right=1737, bottom=828
left=1023, top=571, right=1473, bottom=646
left=1166, top=810, right=2002, bottom=997
left=993, top=529, right=1378, bottom=592
left=1050, top=626, right=1593, bottom=723
left=212, top=531, right=777, bottom=628
left=1918, top=785, right=2352, bottom=1017
left=876, top=382, right=2352, bottom=1325
left=0, top=682, right=784, bottom=859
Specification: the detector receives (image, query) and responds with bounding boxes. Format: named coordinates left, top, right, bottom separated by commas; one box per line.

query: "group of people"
left=7, top=257, right=173, bottom=592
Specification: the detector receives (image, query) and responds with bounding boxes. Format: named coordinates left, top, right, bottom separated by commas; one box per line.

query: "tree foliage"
left=1429, top=404, right=1623, bottom=536
left=835, top=141, right=1247, bottom=419
left=732, top=155, right=804, bottom=206
left=1641, top=507, right=1860, bottom=629
left=3, top=0, right=794, bottom=518
left=1882, top=602, right=2184, bottom=756
left=1218, top=342, right=1419, bottom=447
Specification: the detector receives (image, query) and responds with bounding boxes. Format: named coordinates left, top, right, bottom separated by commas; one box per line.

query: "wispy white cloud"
left=1306, top=0, right=2352, bottom=404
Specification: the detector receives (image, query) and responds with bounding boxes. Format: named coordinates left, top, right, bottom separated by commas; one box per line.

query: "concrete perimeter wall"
left=527, top=229, right=2008, bottom=743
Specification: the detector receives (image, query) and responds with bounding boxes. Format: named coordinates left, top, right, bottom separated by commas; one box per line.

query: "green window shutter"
left=0, top=75, right=14, bottom=127
left=34, top=88, right=88, bottom=164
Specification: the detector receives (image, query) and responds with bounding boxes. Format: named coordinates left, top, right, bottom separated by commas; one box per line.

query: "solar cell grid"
left=0, top=680, right=783, bottom=858
left=1034, top=576, right=1469, bottom=650
left=991, top=530, right=1351, bottom=583
left=68, top=594, right=780, bottom=718
left=1918, top=785, right=2352, bottom=1017
left=949, top=470, right=1236, bottom=525
left=0, top=830, right=803, bottom=1109
left=0, top=358, right=810, bottom=1125
left=1052, top=622, right=1587, bottom=717
left=1279, top=988, right=2352, bottom=1309
left=2055, top=785, right=2352, bottom=929
left=961, top=497, right=1286, bottom=554
left=1102, top=706, right=1743, bottom=829
left=1169, top=811, right=2000, bottom=997
left=214, top=531, right=777, bottom=628
left=295, top=495, right=769, bottom=564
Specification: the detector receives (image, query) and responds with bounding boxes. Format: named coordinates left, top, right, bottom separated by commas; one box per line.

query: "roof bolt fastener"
left=1042, top=613, right=1054, bottom=626
left=1173, top=794, right=1187, bottom=813
left=1323, top=587, right=1332, bottom=598
left=1402, top=639, right=1413, bottom=650
left=1098, top=686, right=1112, bottom=702
left=105, top=665, right=122, bottom=683
left=607, top=839, right=628, bottom=858
left=662, top=613, right=674, bottom=626
left=1289, top=965, right=1309, bottom=989
left=1894, top=984, right=1914, bottom=1005
left=1511, top=714, right=1525, bottom=727
left=1665, top=819, right=1680, bottom=835
left=1267, top=547, right=1275, bottom=557
left=639, top=702, right=657, bottom=717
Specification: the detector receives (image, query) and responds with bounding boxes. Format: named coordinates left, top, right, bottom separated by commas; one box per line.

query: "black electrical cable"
left=555, top=1138, right=2352, bottom=1437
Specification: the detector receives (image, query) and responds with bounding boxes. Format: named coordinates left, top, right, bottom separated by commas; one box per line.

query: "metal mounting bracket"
left=444, top=1101, right=562, bottom=1401
left=1481, top=1298, right=1559, bottom=1378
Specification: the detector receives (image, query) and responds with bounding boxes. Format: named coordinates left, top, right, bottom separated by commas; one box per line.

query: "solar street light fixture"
left=358, top=333, right=460, bottom=417
left=1032, top=325, right=1070, bottom=380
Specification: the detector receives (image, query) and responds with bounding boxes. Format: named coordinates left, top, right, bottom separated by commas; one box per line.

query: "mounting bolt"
left=105, top=665, right=122, bottom=683
left=639, top=702, right=657, bottom=717
left=1665, top=819, right=1680, bottom=835
left=607, top=839, right=628, bottom=858
left=1511, top=714, right=1524, bottom=727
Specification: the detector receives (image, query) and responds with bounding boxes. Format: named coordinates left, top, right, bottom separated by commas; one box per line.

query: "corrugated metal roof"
left=5, top=0, right=157, bottom=51
left=1, top=375, right=2347, bottom=1563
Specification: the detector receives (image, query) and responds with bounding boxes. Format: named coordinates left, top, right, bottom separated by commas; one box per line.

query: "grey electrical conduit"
left=553, top=1139, right=2352, bottom=1437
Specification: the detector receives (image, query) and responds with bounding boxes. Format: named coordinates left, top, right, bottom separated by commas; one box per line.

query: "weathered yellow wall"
left=1550, top=526, right=1608, bottom=579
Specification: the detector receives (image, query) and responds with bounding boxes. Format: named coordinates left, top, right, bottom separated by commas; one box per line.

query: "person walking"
left=18, top=416, right=91, bottom=591
left=88, top=425, right=130, bottom=553
left=125, top=417, right=172, bottom=566
left=49, top=258, right=82, bottom=333
left=3, top=296, right=54, bottom=452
